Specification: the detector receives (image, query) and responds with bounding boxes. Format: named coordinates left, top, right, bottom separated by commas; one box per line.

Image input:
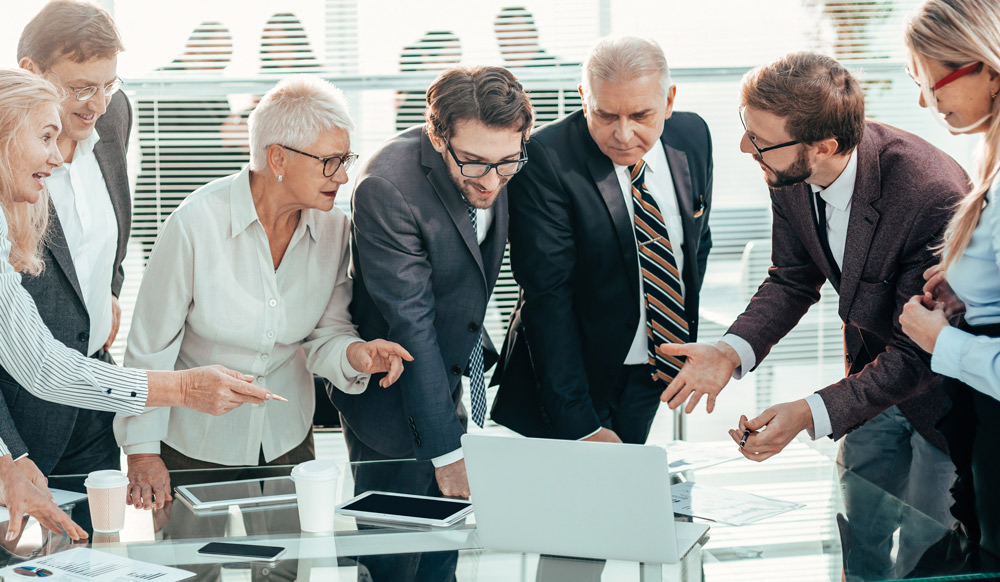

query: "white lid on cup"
left=84, top=470, right=129, bottom=489
left=291, top=459, right=339, bottom=482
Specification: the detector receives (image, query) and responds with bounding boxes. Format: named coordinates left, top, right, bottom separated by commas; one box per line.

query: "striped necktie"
left=463, top=200, right=487, bottom=428
left=630, top=160, right=689, bottom=386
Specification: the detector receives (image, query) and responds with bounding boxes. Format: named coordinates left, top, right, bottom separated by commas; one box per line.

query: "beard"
left=447, top=171, right=509, bottom=210
left=756, top=148, right=813, bottom=189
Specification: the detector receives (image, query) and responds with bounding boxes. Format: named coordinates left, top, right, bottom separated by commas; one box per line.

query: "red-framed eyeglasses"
left=906, top=62, right=983, bottom=93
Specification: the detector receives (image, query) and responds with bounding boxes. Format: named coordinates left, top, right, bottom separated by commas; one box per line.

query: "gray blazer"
left=727, top=121, right=967, bottom=449
left=329, top=126, right=507, bottom=461
left=0, top=92, right=133, bottom=473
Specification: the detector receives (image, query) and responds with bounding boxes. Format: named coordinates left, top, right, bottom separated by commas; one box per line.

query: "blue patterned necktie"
left=630, top=160, right=689, bottom=386
left=463, top=200, right=488, bottom=428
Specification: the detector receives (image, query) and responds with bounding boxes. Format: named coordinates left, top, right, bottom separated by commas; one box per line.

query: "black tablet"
left=335, top=491, right=473, bottom=527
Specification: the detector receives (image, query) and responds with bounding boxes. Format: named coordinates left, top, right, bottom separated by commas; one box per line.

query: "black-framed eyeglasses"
left=48, top=72, right=123, bottom=102
left=905, top=62, right=983, bottom=94
left=280, top=145, right=358, bottom=177
left=445, top=140, right=528, bottom=178
left=739, top=108, right=800, bottom=157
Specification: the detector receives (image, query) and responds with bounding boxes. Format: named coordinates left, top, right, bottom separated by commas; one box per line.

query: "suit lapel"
left=94, top=134, right=130, bottom=258
left=586, top=154, right=640, bottom=299
left=481, top=192, right=508, bottom=290
left=421, top=132, right=487, bottom=280
left=839, top=134, right=881, bottom=318
left=663, top=142, right=701, bottom=301
left=44, top=201, right=86, bottom=305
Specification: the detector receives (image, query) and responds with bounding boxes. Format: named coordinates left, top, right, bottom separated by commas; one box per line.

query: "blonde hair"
left=906, top=0, right=1000, bottom=270
left=0, top=68, right=61, bottom=275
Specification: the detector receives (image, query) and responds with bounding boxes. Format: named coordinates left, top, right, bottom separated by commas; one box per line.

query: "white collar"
left=810, top=148, right=857, bottom=211
left=613, top=140, right=667, bottom=176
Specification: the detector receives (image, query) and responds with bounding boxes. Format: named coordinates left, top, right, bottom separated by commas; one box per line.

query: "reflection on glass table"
left=0, top=443, right=995, bottom=581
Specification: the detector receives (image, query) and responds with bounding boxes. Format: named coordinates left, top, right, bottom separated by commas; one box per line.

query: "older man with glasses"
left=662, top=51, right=969, bottom=580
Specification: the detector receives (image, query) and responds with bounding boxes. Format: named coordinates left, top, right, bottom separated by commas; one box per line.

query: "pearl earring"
left=278, top=175, right=283, bottom=183
left=992, top=89, right=998, bottom=100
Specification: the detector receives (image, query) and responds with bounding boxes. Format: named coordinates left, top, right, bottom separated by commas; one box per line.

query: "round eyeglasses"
left=280, top=145, right=358, bottom=177
left=49, top=72, right=124, bottom=102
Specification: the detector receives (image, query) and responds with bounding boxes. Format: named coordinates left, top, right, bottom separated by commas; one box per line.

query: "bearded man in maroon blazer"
left=659, top=52, right=968, bottom=580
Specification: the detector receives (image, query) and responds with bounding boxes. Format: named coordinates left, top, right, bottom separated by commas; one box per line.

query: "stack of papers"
left=671, top=482, right=804, bottom=526
left=661, top=441, right=743, bottom=474
left=0, top=548, right=192, bottom=581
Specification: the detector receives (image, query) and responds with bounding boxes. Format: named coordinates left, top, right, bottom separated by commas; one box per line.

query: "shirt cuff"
left=431, top=447, right=464, bottom=468
left=720, top=334, right=756, bottom=378
left=578, top=426, right=603, bottom=440
left=338, top=339, right=371, bottom=394
left=930, top=326, right=969, bottom=381
left=123, top=441, right=162, bottom=456
left=13, top=452, right=28, bottom=462
left=804, top=393, right=832, bottom=439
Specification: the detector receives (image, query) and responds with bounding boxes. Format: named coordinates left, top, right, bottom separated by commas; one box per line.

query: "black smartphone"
left=197, top=542, right=286, bottom=561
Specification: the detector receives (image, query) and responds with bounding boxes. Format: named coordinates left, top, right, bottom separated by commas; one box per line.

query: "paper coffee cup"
left=291, top=460, right=339, bottom=533
left=84, top=470, right=129, bottom=533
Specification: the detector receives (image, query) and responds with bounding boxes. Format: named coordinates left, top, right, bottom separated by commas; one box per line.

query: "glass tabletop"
left=0, top=442, right=996, bottom=581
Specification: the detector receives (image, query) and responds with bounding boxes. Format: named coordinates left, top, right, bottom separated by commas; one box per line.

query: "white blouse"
left=114, top=167, right=368, bottom=466
left=0, top=207, right=147, bottom=458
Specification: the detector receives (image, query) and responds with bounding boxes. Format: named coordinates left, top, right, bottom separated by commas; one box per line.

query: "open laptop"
left=462, top=433, right=709, bottom=564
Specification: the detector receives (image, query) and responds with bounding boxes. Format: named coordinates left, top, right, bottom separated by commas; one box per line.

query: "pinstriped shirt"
left=0, top=207, right=148, bottom=458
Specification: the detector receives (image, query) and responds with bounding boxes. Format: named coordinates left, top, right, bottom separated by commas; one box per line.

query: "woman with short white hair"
left=0, top=68, right=278, bottom=541
left=117, top=76, right=411, bottom=509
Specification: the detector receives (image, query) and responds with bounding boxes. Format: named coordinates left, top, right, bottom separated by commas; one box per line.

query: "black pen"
left=739, top=428, right=751, bottom=448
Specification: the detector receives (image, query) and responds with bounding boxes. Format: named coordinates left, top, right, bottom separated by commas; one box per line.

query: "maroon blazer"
left=728, top=121, right=968, bottom=450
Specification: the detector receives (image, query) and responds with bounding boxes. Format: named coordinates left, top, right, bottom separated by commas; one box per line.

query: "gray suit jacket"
left=329, top=126, right=507, bottom=461
left=727, top=121, right=967, bottom=449
left=0, top=92, right=132, bottom=473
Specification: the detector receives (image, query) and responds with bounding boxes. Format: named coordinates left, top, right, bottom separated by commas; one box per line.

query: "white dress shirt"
left=617, top=143, right=686, bottom=366
left=47, top=129, right=118, bottom=356
left=430, top=202, right=494, bottom=469
left=115, top=167, right=369, bottom=466
left=0, top=207, right=147, bottom=458
left=721, top=149, right=858, bottom=439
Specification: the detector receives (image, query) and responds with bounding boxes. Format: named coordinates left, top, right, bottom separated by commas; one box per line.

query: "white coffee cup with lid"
left=84, top=470, right=129, bottom=533
left=290, top=460, right=340, bottom=532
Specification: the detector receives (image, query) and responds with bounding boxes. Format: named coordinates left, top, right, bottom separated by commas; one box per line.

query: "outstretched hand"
left=346, top=340, right=414, bottom=387
left=657, top=341, right=740, bottom=413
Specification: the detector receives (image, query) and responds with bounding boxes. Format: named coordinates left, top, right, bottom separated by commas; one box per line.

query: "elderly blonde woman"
left=0, top=69, right=278, bottom=541
left=116, top=76, right=411, bottom=509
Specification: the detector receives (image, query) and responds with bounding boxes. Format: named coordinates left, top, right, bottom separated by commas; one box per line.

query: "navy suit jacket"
left=329, top=126, right=507, bottom=461
left=491, top=109, right=713, bottom=439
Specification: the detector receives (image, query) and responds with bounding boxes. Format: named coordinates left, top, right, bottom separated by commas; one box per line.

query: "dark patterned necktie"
left=629, top=160, right=689, bottom=386
left=463, top=200, right=487, bottom=428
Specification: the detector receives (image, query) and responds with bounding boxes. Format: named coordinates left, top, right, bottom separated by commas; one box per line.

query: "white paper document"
left=0, top=488, right=87, bottom=523
left=0, top=548, right=192, bottom=581
left=661, top=441, right=742, bottom=474
left=671, top=482, right=803, bottom=526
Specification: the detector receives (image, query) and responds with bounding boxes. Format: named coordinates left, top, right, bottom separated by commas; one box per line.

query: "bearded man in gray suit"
left=662, top=52, right=968, bottom=580
left=0, top=1, right=133, bottom=482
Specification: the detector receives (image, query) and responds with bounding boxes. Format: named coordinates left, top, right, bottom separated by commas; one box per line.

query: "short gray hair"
left=249, top=76, right=355, bottom=172
left=580, top=36, right=672, bottom=107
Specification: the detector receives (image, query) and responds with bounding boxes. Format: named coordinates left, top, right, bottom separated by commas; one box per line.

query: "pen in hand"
left=739, top=428, right=751, bottom=449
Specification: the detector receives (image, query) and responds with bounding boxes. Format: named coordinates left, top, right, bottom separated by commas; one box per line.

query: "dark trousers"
left=594, top=364, right=661, bottom=444
left=48, top=350, right=120, bottom=477
left=159, top=430, right=315, bottom=470
left=342, top=421, right=458, bottom=582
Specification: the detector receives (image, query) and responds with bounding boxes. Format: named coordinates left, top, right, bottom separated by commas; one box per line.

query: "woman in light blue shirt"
left=900, top=0, right=1000, bottom=562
